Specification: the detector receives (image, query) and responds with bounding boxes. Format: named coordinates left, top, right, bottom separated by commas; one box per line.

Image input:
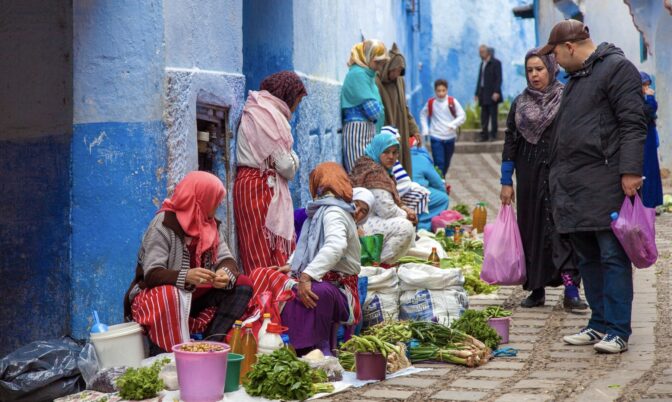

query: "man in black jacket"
left=541, top=20, right=646, bottom=354
left=474, top=45, right=503, bottom=142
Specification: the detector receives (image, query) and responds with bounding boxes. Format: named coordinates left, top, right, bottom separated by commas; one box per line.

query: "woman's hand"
left=186, top=268, right=216, bottom=286
left=500, top=185, right=515, bottom=205
left=403, top=207, right=418, bottom=225
left=297, top=273, right=319, bottom=309
left=212, top=269, right=230, bottom=289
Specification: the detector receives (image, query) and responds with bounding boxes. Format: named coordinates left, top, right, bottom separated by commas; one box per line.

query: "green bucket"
left=225, top=353, right=244, bottom=393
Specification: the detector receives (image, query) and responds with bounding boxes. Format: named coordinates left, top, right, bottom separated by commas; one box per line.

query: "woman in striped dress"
left=233, top=71, right=307, bottom=274
left=124, top=172, right=253, bottom=354
left=341, top=39, right=389, bottom=172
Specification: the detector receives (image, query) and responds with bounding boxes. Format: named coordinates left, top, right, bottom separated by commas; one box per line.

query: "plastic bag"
left=611, top=194, right=658, bottom=268
left=88, top=367, right=127, bottom=393
left=480, top=205, right=526, bottom=285
left=77, top=344, right=99, bottom=389
left=360, top=234, right=384, bottom=266
left=0, top=337, right=85, bottom=402
left=300, top=356, right=344, bottom=381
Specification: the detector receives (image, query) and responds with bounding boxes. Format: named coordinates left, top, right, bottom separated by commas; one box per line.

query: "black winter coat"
left=549, top=43, right=647, bottom=233
left=475, top=57, right=503, bottom=105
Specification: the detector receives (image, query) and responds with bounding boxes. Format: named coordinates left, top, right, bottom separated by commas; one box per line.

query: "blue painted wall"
left=71, top=0, right=167, bottom=338
left=243, top=0, right=294, bottom=93
left=0, top=0, right=72, bottom=356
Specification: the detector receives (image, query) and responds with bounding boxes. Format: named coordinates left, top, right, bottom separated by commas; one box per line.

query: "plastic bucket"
left=488, top=317, right=510, bottom=344
left=355, top=352, right=386, bottom=381
left=173, top=342, right=230, bottom=402
left=225, top=353, right=244, bottom=393
left=90, top=322, right=146, bottom=368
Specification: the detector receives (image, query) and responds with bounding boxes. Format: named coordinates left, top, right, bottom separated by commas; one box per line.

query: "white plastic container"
left=258, top=322, right=286, bottom=355
left=90, top=322, right=146, bottom=368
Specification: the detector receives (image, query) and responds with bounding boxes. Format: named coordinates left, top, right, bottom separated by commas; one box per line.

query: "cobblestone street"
left=318, top=153, right=672, bottom=402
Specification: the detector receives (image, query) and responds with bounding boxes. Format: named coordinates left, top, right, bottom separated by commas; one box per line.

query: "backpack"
left=428, top=96, right=457, bottom=119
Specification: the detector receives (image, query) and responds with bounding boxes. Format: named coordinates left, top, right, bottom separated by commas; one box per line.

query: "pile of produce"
left=116, top=358, right=170, bottom=400
left=338, top=335, right=411, bottom=373
left=361, top=320, right=492, bottom=368
left=179, top=342, right=225, bottom=352
left=244, top=348, right=334, bottom=400
left=451, top=310, right=502, bottom=349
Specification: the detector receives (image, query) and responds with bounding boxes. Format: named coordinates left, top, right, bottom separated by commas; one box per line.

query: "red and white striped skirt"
left=131, top=285, right=216, bottom=352
left=233, top=167, right=295, bottom=274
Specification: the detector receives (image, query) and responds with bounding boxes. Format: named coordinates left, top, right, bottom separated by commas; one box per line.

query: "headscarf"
left=379, top=43, right=406, bottom=84
left=309, top=162, right=354, bottom=202
left=640, top=71, right=652, bottom=84
left=291, top=163, right=356, bottom=276
left=159, top=171, right=225, bottom=267
left=240, top=88, right=296, bottom=252
left=514, top=47, right=565, bottom=144
left=353, top=187, right=376, bottom=212
left=347, top=39, right=389, bottom=68
left=259, top=71, right=307, bottom=110
left=364, top=132, right=400, bottom=165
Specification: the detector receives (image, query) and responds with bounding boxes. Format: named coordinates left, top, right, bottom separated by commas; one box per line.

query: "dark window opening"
left=640, top=33, right=648, bottom=62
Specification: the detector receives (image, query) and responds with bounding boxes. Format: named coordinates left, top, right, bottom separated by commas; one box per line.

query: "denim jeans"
left=430, top=137, right=456, bottom=177
left=569, top=230, right=633, bottom=340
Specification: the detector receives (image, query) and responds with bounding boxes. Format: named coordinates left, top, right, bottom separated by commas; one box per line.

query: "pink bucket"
left=173, top=342, right=230, bottom=402
left=487, top=317, right=510, bottom=344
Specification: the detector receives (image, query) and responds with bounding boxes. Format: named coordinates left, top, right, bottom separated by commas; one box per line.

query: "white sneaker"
left=563, top=327, right=604, bottom=345
left=594, top=334, right=628, bottom=354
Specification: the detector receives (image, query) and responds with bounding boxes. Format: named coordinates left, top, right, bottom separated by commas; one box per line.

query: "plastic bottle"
left=453, top=224, right=462, bottom=243
left=473, top=202, right=487, bottom=233
left=258, top=322, right=287, bottom=355
left=427, top=247, right=441, bottom=267
left=239, top=323, right=257, bottom=383
left=230, top=320, right=244, bottom=355
left=257, top=313, right=272, bottom=344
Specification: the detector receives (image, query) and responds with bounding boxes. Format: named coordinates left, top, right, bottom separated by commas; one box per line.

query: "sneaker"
left=594, top=334, right=628, bottom=354
left=563, top=327, right=604, bottom=345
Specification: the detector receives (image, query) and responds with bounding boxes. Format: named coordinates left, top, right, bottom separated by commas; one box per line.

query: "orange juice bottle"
left=428, top=247, right=441, bottom=267
left=239, top=323, right=257, bottom=383
left=473, top=202, right=487, bottom=233
left=230, top=320, right=244, bottom=355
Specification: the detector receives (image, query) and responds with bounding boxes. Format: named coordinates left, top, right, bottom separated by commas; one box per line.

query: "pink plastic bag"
left=431, top=210, right=463, bottom=232
left=611, top=194, right=658, bottom=268
left=480, top=205, right=526, bottom=285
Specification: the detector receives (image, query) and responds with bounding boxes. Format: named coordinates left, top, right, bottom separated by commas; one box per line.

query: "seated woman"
left=251, top=162, right=368, bottom=355
left=124, top=171, right=253, bottom=354
left=350, top=133, right=417, bottom=265
left=410, top=142, right=450, bottom=231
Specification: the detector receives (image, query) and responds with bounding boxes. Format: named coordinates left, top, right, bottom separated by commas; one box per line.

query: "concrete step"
left=455, top=139, right=504, bottom=154
left=458, top=128, right=505, bottom=142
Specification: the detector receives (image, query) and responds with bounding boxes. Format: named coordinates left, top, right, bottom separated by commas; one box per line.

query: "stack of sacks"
left=397, top=263, right=469, bottom=326
left=359, top=267, right=401, bottom=329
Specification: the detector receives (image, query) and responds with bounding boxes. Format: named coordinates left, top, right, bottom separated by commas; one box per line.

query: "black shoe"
left=563, top=296, right=589, bottom=310
left=520, top=295, right=545, bottom=308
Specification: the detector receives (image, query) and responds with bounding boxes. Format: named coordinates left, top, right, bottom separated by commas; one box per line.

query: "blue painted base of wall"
left=0, top=134, right=71, bottom=357
left=70, top=121, right=166, bottom=339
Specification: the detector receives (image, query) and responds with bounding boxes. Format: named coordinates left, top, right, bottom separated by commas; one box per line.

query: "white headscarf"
left=353, top=187, right=376, bottom=219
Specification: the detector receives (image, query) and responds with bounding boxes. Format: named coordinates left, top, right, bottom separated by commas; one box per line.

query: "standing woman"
left=341, top=39, right=389, bottom=172
left=640, top=71, right=663, bottom=209
left=500, top=48, right=587, bottom=310
left=234, top=71, right=307, bottom=274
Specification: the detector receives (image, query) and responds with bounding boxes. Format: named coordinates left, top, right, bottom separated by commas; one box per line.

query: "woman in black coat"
left=500, top=48, right=587, bottom=310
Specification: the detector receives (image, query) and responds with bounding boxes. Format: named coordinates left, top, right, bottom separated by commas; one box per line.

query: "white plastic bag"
left=359, top=267, right=401, bottom=328
left=397, top=264, right=464, bottom=291
left=399, top=288, right=468, bottom=326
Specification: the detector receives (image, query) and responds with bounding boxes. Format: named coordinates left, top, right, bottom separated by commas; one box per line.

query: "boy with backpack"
left=420, top=79, right=466, bottom=176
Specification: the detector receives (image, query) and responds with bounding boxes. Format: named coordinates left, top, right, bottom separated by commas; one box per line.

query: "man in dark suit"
left=474, top=45, right=503, bottom=142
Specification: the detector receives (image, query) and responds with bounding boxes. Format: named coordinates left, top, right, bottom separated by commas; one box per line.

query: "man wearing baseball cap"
left=542, top=20, right=647, bottom=354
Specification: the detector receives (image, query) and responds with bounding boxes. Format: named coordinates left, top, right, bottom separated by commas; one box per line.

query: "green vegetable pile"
left=483, top=306, right=512, bottom=319
left=244, top=347, right=334, bottom=400
left=116, top=358, right=169, bottom=400
left=451, top=310, right=502, bottom=349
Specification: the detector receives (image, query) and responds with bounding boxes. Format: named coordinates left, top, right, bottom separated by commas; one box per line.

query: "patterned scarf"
left=350, top=156, right=402, bottom=206
left=514, top=48, right=564, bottom=144
left=259, top=71, right=307, bottom=110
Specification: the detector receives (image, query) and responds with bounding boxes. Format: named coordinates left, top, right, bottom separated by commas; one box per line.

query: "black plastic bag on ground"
left=0, top=337, right=85, bottom=402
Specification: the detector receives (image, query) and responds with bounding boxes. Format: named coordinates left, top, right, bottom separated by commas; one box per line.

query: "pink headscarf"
left=159, top=171, right=226, bottom=267
left=239, top=90, right=296, bottom=252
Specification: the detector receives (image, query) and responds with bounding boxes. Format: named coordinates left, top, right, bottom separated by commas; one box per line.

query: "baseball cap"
left=539, top=19, right=591, bottom=55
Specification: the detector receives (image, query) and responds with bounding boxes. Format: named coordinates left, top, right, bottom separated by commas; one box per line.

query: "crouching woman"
left=124, top=171, right=252, bottom=354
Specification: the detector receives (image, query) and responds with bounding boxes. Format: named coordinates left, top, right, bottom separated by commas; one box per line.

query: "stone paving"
left=316, top=154, right=672, bottom=402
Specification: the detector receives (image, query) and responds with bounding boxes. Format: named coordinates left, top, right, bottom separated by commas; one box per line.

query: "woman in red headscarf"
left=234, top=71, right=307, bottom=274
left=124, top=171, right=252, bottom=354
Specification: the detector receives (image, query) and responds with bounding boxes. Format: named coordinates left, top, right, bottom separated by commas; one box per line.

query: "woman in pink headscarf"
left=233, top=71, right=307, bottom=274
left=124, top=171, right=252, bottom=354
